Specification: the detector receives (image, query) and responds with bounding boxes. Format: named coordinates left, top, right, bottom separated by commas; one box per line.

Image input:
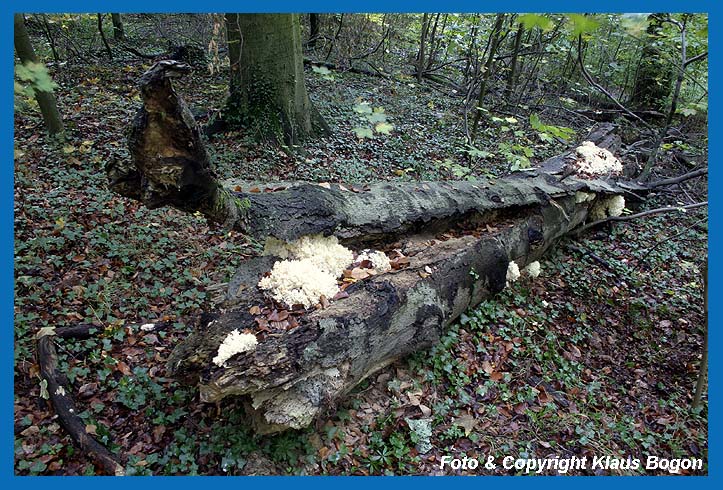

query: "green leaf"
left=353, top=127, right=374, bottom=139
left=568, top=14, right=600, bottom=37
left=367, top=112, right=387, bottom=123
left=311, top=65, right=331, bottom=76
left=353, top=102, right=373, bottom=115
left=374, top=122, right=393, bottom=135
left=518, top=14, right=553, bottom=31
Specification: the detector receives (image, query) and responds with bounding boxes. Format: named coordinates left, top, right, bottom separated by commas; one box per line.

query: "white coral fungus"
left=356, top=249, right=392, bottom=273
left=575, top=141, right=623, bottom=175
left=263, top=234, right=353, bottom=276
left=506, top=261, right=521, bottom=284
left=213, top=329, right=258, bottom=367
left=590, top=195, right=626, bottom=220
left=575, top=191, right=595, bottom=203
left=258, top=258, right=341, bottom=308
left=524, top=261, right=541, bottom=278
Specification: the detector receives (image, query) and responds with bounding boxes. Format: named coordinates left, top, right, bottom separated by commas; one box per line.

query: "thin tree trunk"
left=693, top=259, right=708, bottom=409
left=470, top=13, right=506, bottom=139
left=640, top=17, right=689, bottom=181
left=14, top=13, right=64, bottom=136
left=37, top=14, right=59, bottom=62
left=308, top=13, right=320, bottom=48
left=111, top=13, right=125, bottom=41
left=504, top=22, right=524, bottom=101
left=416, top=13, right=429, bottom=82
left=97, top=14, right=113, bottom=59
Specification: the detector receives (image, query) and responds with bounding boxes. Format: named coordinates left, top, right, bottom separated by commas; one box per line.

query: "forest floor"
left=14, top=56, right=708, bottom=475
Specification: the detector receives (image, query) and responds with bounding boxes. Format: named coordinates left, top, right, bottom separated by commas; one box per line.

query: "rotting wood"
left=36, top=326, right=125, bottom=475
left=104, top=61, right=704, bottom=434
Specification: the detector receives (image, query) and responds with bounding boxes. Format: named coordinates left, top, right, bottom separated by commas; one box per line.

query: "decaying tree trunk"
left=107, top=61, right=666, bottom=434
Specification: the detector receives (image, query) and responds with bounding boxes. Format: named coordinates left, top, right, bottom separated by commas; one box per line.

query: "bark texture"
left=224, top=13, right=327, bottom=145
left=14, top=13, right=64, bottom=136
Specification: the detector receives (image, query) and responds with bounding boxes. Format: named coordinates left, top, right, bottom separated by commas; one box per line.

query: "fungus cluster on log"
left=46, top=60, right=696, bottom=445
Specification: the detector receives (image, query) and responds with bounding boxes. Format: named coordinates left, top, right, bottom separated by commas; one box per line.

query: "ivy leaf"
left=374, top=122, right=393, bottom=135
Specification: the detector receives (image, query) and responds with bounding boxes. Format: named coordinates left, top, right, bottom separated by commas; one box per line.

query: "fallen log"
left=106, top=61, right=661, bottom=434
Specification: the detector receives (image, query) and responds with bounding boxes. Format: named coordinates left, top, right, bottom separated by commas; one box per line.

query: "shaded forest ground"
left=14, top=20, right=707, bottom=475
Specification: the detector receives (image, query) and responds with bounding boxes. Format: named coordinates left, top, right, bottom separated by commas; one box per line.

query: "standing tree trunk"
left=308, top=13, right=320, bottom=48
left=504, top=21, right=524, bottom=101
left=14, top=13, right=64, bottom=136
left=97, top=14, right=113, bottom=59
left=415, top=13, right=430, bottom=82
left=692, top=259, right=708, bottom=409
left=640, top=16, right=706, bottom=181
left=630, top=14, right=672, bottom=111
left=223, top=13, right=327, bottom=146
left=470, top=13, right=506, bottom=140
left=111, top=13, right=125, bottom=41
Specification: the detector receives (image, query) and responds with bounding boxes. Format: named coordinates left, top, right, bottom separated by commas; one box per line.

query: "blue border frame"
left=5, top=0, right=716, bottom=486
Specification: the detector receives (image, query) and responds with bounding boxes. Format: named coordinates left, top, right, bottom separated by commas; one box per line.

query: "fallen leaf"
left=454, top=413, right=477, bottom=436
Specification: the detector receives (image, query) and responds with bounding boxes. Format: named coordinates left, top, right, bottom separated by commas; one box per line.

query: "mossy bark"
left=224, top=13, right=328, bottom=146
left=14, top=13, right=64, bottom=136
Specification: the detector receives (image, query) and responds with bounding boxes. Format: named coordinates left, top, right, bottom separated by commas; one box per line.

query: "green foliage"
left=311, top=65, right=336, bottom=81
left=529, top=113, right=575, bottom=143
left=517, top=14, right=553, bottom=31
left=567, top=14, right=600, bottom=38
left=352, top=101, right=394, bottom=139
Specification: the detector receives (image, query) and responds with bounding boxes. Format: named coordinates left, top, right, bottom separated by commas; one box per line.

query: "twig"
left=575, top=201, right=707, bottom=235
left=576, top=35, right=651, bottom=129
left=647, top=167, right=707, bottom=188
left=564, top=243, right=615, bottom=272
left=37, top=325, right=125, bottom=475
left=636, top=216, right=706, bottom=269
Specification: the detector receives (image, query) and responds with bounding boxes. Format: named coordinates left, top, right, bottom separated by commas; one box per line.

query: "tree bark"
left=111, top=13, right=125, bottom=41
left=223, top=13, right=328, bottom=146
left=415, top=13, right=429, bottom=83
left=14, top=13, right=64, bottom=136
left=308, top=14, right=320, bottom=48
left=504, top=22, right=524, bottom=101
left=470, top=13, right=506, bottom=140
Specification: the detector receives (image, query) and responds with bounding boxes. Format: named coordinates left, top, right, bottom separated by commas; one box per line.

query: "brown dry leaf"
left=319, top=295, right=330, bottom=309
left=332, top=290, right=349, bottom=300
left=350, top=268, right=371, bottom=280
left=490, top=371, right=504, bottom=382
left=418, top=271, right=430, bottom=279
left=570, top=344, right=581, bottom=357
left=454, top=412, right=477, bottom=436
left=116, top=360, right=132, bottom=376
left=419, top=404, right=432, bottom=417
left=153, top=425, right=166, bottom=442
left=249, top=187, right=261, bottom=193
left=85, top=424, right=98, bottom=436
left=538, top=388, right=554, bottom=405
left=482, top=360, right=494, bottom=374
left=249, top=305, right=262, bottom=315
left=234, top=185, right=243, bottom=192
